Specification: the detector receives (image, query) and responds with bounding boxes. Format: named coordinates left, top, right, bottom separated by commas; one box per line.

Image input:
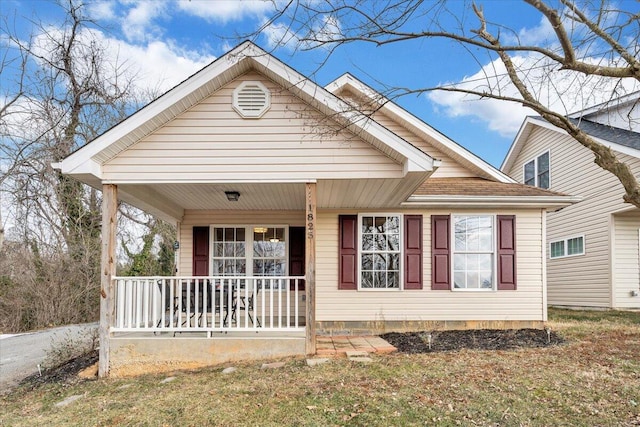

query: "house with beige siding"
left=56, top=41, right=576, bottom=377
left=502, top=93, right=640, bottom=310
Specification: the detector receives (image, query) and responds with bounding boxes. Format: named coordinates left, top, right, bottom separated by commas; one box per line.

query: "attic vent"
left=232, top=81, right=271, bottom=118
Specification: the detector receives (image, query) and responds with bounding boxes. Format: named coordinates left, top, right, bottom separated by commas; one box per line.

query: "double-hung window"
left=524, top=151, right=550, bottom=189
left=550, top=235, right=584, bottom=259
left=452, top=215, right=494, bottom=290
left=359, top=214, right=401, bottom=289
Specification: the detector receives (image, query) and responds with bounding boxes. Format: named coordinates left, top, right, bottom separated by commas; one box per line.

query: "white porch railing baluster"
left=111, top=275, right=304, bottom=334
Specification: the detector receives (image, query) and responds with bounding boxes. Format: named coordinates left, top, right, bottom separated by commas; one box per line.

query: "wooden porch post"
left=305, top=182, right=317, bottom=355
left=99, top=184, right=117, bottom=378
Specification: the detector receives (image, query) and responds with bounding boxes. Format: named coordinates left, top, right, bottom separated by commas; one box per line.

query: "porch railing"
left=112, top=276, right=305, bottom=334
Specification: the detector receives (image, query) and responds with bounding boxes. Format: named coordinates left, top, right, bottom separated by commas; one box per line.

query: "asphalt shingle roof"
left=569, top=118, right=639, bottom=150
left=414, top=177, right=568, bottom=197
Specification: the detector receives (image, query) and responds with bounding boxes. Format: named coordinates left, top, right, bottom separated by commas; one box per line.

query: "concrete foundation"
left=109, top=333, right=305, bottom=377
left=316, top=319, right=546, bottom=336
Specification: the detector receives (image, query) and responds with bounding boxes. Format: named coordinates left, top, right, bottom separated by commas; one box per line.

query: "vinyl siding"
left=372, top=110, right=476, bottom=178
left=613, top=212, right=640, bottom=309
left=506, top=126, right=640, bottom=308
left=316, top=209, right=545, bottom=322
left=103, top=72, right=404, bottom=182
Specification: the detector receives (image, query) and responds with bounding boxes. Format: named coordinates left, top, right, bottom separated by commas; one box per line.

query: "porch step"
left=316, top=335, right=396, bottom=356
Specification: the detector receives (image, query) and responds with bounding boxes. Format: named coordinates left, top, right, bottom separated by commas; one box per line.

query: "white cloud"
left=176, top=0, right=274, bottom=23
left=428, top=53, right=640, bottom=137
left=86, top=1, right=118, bottom=21
left=120, top=0, right=168, bottom=43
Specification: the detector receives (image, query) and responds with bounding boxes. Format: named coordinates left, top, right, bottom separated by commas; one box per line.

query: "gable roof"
left=55, top=41, right=436, bottom=185
left=325, top=73, right=515, bottom=183
left=502, top=115, right=640, bottom=172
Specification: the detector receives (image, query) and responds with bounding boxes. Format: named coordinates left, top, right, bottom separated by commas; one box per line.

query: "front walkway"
left=316, top=335, right=396, bottom=356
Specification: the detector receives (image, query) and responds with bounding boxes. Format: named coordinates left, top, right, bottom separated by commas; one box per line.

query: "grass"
left=1, top=308, right=639, bottom=426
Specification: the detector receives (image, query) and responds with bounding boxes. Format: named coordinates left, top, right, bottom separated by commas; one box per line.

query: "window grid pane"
left=212, top=227, right=246, bottom=276
left=452, top=216, right=494, bottom=290
left=253, top=227, right=286, bottom=277
left=524, top=161, right=535, bottom=186
left=567, top=237, right=584, bottom=256
left=550, top=241, right=564, bottom=258
left=360, top=215, right=401, bottom=289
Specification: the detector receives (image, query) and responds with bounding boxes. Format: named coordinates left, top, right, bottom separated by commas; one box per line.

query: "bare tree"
left=259, top=0, right=640, bottom=207
left=0, top=0, right=170, bottom=331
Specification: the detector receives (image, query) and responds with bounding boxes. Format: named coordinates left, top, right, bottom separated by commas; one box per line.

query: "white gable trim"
left=502, top=116, right=640, bottom=173
left=60, top=42, right=434, bottom=180
left=326, top=73, right=515, bottom=183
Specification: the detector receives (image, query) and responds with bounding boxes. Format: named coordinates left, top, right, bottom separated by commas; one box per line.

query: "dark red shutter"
left=192, top=226, right=210, bottom=276
left=289, top=226, right=306, bottom=291
left=404, top=215, right=423, bottom=289
left=431, top=215, right=450, bottom=290
left=338, top=215, right=357, bottom=290
left=497, top=215, right=517, bottom=290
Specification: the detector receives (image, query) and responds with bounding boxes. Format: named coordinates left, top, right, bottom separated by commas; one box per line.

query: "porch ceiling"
left=118, top=174, right=430, bottom=223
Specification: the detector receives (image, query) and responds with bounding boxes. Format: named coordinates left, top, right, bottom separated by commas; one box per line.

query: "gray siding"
left=506, top=125, right=640, bottom=308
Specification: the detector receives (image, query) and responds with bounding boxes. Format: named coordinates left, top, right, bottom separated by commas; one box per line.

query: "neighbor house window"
left=452, top=215, right=494, bottom=290
left=359, top=214, right=401, bottom=289
left=524, top=151, right=550, bottom=189
left=549, top=235, right=585, bottom=259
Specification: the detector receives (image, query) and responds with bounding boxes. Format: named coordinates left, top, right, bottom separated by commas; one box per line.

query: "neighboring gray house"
left=502, top=93, right=640, bottom=309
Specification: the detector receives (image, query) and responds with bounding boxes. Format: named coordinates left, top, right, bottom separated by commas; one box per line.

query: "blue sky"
left=2, top=0, right=638, bottom=167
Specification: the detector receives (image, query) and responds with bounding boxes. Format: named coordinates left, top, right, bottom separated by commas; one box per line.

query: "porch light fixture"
left=254, top=227, right=268, bottom=233
left=225, top=191, right=240, bottom=202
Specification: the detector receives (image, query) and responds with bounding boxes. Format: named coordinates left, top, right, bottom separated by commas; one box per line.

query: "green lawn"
left=1, top=308, right=639, bottom=426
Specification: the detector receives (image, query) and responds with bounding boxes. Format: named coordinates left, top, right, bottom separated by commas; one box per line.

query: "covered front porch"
left=98, top=181, right=319, bottom=377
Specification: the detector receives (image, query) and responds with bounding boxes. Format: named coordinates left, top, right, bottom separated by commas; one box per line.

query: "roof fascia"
left=403, top=194, right=581, bottom=210
left=501, top=116, right=547, bottom=172
left=326, top=73, right=514, bottom=182
left=568, top=91, right=640, bottom=118
left=504, top=116, right=640, bottom=166
left=62, top=42, right=434, bottom=177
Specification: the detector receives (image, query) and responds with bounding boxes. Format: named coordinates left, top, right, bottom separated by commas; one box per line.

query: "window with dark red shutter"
left=431, top=215, right=450, bottom=290
left=404, top=215, right=423, bottom=289
left=338, top=215, right=358, bottom=290
left=497, top=215, right=517, bottom=290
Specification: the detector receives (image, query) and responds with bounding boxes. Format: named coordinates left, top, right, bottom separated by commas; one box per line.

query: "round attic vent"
left=232, top=81, right=271, bottom=118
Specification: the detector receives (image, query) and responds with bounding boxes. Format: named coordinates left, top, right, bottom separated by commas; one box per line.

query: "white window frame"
left=523, top=150, right=551, bottom=189
left=549, top=235, right=585, bottom=259
left=357, top=213, right=403, bottom=291
left=210, top=225, right=289, bottom=277
left=451, top=214, right=497, bottom=292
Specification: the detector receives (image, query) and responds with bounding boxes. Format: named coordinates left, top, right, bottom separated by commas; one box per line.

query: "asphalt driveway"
left=0, top=323, right=97, bottom=393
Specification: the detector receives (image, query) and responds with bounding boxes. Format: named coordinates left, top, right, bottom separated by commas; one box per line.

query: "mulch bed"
left=20, top=350, right=99, bottom=389
left=18, top=329, right=564, bottom=388
left=381, top=329, right=565, bottom=353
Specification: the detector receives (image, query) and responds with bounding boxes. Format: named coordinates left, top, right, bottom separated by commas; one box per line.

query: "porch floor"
left=316, top=335, right=397, bottom=356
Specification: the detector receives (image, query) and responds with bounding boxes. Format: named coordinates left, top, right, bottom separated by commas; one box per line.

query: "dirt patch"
left=381, top=328, right=565, bottom=353
left=20, top=350, right=98, bottom=390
